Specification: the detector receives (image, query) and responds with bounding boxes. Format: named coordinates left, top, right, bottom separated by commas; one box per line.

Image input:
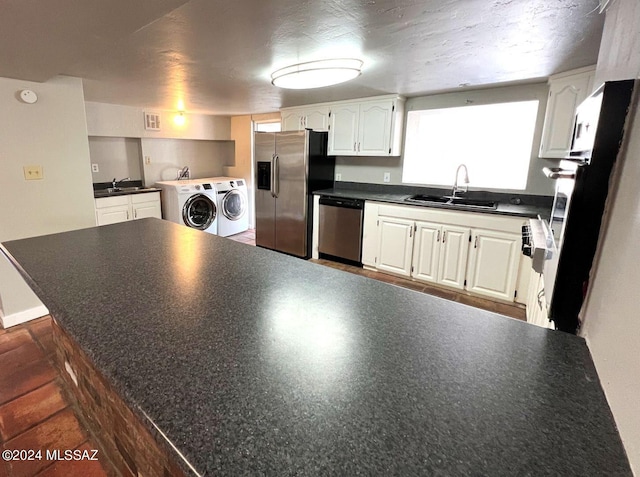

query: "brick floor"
left=0, top=317, right=114, bottom=477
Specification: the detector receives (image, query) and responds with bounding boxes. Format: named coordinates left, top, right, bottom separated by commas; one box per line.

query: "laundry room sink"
left=94, top=187, right=156, bottom=197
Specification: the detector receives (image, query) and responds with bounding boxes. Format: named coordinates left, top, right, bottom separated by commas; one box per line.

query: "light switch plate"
left=91, top=163, right=99, bottom=173
left=383, top=172, right=391, bottom=183
left=23, top=165, right=43, bottom=180
left=336, top=173, right=342, bottom=181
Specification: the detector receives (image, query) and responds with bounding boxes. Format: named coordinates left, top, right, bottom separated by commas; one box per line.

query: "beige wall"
left=141, top=138, right=234, bottom=185
left=85, top=101, right=232, bottom=140
left=228, top=115, right=255, bottom=226
left=335, top=82, right=557, bottom=196
left=0, top=75, right=96, bottom=324
left=581, top=0, right=640, bottom=473
left=89, top=137, right=143, bottom=183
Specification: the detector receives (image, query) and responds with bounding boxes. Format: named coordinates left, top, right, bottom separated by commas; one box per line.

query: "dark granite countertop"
left=313, top=182, right=552, bottom=219
left=0, top=219, right=630, bottom=476
left=93, top=180, right=161, bottom=199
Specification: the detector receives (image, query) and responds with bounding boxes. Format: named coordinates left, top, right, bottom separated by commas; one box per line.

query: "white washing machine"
left=208, top=177, right=249, bottom=237
left=155, top=179, right=218, bottom=234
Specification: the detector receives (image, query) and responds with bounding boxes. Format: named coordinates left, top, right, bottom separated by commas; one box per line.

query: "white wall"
left=85, top=102, right=231, bottom=140
left=0, top=75, right=96, bottom=326
left=335, top=82, right=557, bottom=196
left=581, top=0, right=640, bottom=473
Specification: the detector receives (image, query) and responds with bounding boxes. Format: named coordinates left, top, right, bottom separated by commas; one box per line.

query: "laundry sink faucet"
left=452, top=164, right=469, bottom=197
left=112, top=177, right=130, bottom=189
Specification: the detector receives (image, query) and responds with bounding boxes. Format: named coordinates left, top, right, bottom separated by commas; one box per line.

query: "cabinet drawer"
left=131, top=191, right=160, bottom=204
left=95, top=196, right=129, bottom=208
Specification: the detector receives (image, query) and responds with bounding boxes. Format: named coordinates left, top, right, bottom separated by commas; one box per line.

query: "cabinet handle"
left=442, top=231, right=446, bottom=243
left=134, top=210, right=137, bottom=219
left=409, top=226, right=413, bottom=238
left=357, top=142, right=361, bottom=152
left=474, top=236, right=478, bottom=248
left=353, top=142, right=356, bottom=151
left=126, top=210, right=129, bottom=220
left=437, top=230, right=441, bottom=242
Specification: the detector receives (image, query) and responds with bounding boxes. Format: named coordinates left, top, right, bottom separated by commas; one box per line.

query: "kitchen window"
left=402, top=100, right=539, bottom=190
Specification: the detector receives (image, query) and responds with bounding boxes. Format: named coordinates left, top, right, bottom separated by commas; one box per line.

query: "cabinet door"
left=411, top=222, right=441, bottom=283
left=358, top=100, right=393, bottom=156
left=133, top=202, right=161, bottom=220
left=377, top=217, right=414, bottom=277
left=467, top=230, right=520, bottom=301
left=304, top=107, right=330, bottom=131
left=281, top=111, right=303, bottom=131
left=328, top=103, right=359, bottom=155
left=539, top=72, right=593, bottom=158
left=361, top=202, right=379, bottom=267
left=437, top=225, right=470, bottom=290
left=96, top=205, right=130, bottom=225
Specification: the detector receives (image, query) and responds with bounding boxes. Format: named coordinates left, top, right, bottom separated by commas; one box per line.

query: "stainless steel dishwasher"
left=318, top=196, right=364, bottom=263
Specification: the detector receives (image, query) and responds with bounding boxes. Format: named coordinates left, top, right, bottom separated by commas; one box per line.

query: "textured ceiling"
left=0, top=0, right=605, bottom=115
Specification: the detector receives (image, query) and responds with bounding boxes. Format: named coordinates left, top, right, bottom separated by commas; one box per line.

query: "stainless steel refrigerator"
left=254, top=130, right=335, bottom=258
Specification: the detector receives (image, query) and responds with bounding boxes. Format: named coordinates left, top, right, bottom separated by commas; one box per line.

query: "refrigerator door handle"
left=273, top=154, right=280, bottom=198
left=270, top=154, right=276, bottom=197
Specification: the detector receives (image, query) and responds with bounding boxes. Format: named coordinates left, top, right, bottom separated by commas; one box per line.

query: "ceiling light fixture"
left=173, top=111, right=186, bottom=126
left=271, top=58, right=363, bottom=89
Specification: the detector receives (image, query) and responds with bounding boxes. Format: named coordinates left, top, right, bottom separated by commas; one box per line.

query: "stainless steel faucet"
left=452, top=164, right=469, bottom=197
left=112, top=177, right=130, bottom=189
left=177, top=166, right=190, bottom=180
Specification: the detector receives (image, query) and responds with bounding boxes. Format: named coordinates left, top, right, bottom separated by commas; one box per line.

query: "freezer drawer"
left=318, top=197, right=364, bottom=262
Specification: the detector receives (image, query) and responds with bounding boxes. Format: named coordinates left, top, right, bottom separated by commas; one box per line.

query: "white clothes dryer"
left=208, top=177, right=249, bottom=237
left=155, top=179, right=218, bottom=234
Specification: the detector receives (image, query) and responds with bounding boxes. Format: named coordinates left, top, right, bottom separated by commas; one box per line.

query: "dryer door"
left=221, top=190, right=246, bottom=221
left=182, top=194, right=217, bottom=230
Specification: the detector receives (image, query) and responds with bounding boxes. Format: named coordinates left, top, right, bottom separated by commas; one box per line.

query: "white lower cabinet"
left=131, top=193, right=162, bottom=220
left=377, top=217, right=414, bottom=276
left=412, top=223, right=469, bottom=290
left=95, top=192, right=161, bottom=226
left=411, top=222, right=441, bottom=283
left=437, top=225, right=470, bottom=290
left=466, top=230, right=521, bottom=301
left=369, top=202, right=528, bottom=304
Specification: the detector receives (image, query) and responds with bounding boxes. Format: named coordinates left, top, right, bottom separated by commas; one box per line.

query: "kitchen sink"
left=94, top=186, right=149, bottom=196
left=405, top=194, right=497, bottom=210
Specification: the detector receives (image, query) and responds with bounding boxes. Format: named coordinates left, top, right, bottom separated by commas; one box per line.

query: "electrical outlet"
left=23, top=165, right=43, bottom=180
left=383, top=172, right=391, bottom=183
left=336, top=173, right=342, bottom=181
left=144, top=156, right=151, bottom=165
left=91, top=163, right=99, bottom=173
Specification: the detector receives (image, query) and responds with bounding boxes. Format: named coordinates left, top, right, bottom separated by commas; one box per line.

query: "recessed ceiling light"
left=271, top=58, right=363, bottom=89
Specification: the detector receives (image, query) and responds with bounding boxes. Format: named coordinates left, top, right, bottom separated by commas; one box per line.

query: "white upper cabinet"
left=539, top=66, right=596, bottom=158
left=281, top=95, right=405, bottom=155
left=281, top=106, right=330, bottom=132
left=327, top=103, right=360, bottom=154
left=329, top=96, right=405, bottom=156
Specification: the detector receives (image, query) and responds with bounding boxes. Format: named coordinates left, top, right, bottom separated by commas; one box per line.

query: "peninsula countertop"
left=0, top=219, right=630, bottom=476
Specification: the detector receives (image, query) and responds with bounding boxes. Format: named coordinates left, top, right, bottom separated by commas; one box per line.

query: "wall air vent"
left=144, top=112, right=161, bottom=131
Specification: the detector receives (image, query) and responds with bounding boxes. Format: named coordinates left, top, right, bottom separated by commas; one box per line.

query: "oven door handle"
left=543, top=167, right=576, bottom=180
